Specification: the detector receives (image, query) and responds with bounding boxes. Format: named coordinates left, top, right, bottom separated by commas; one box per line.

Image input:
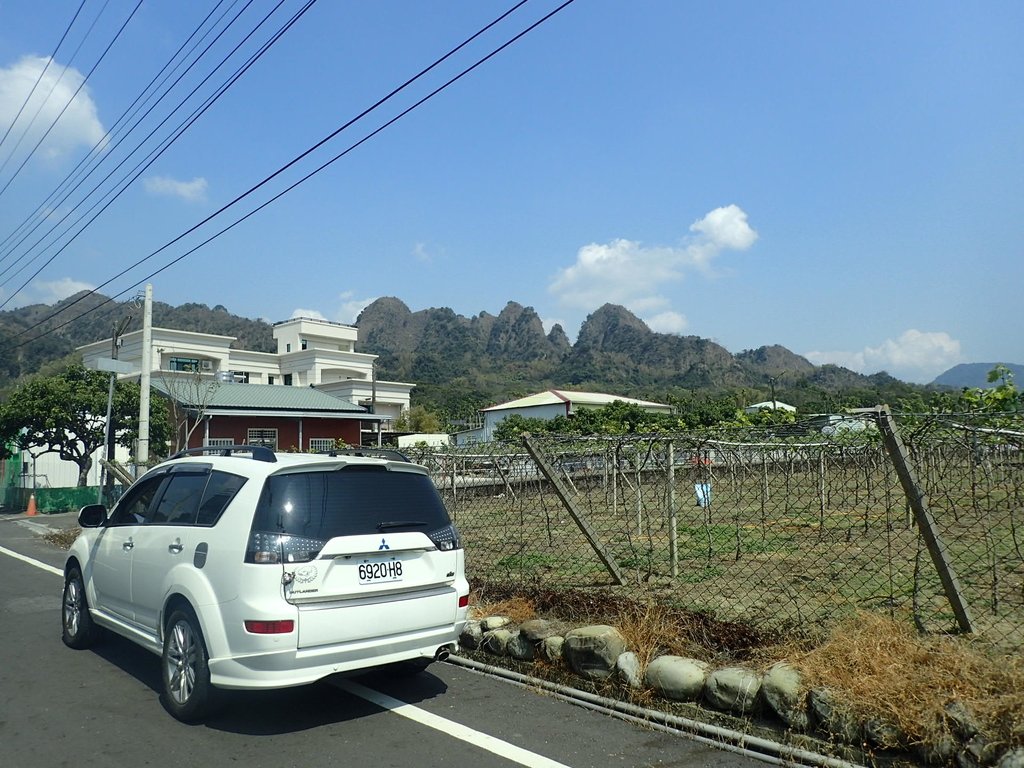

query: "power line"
left=0, top=0, right=144, bottom=203
left=0, top=0, right=104, bottom=173
left=0, top=0, right=308, bottom=304
left=3, top=0, right=532, bottom=321
left=0, top=0, right=241, bottom=265
left=9, top=0, right=576, bottom=351
left=0, top=0, right=88, bottom=155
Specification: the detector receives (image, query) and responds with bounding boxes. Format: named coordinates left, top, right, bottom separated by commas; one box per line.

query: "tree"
left=492, top=414, right=550, bottom=443
left=394, top=404, right=443, bottom=433
left=0, top=363, right=173, bottom=485
left=158, top=370, right=220, bottom=452
left=0, top=363, right=109, bottom=485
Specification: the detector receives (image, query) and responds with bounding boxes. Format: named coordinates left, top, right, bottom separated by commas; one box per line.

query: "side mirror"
left=78, top=504, right=108, bottom=528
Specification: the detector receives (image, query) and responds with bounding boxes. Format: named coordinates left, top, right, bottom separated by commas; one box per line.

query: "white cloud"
left=335, top=291, right=378, bottom=324
left=143, top=175, right=208, bottom=203
left=689, top=204, right=758, bottom=252
left=1, top=276, right=95, bottom=308
left=540, top=316, right=565, bottom=335
left=645, top=310, right=688, bottom=334
left=412, top=242, right=431, bottom=262
left=0, top=55, right=106, bottom=162
left=548, top=204, right=758, bottom=321
left=805, top=329, right=963, bottom=383
left=290, top=307, right=327, bottom=320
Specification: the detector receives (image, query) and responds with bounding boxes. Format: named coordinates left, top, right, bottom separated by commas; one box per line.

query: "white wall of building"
left=481, top=402, right=567, bottom=442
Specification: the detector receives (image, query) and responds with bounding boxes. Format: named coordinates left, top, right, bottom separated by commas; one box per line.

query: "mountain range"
left=931, top=363, right=1024, bottom=389
left=0, top=292, right=961, bottom=416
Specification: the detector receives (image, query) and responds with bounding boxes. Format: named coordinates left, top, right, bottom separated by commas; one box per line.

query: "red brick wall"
left=192, top=416, right=364, bottom=451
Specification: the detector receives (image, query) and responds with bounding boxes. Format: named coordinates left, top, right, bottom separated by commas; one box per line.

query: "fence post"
left=874, top=406, right=974, bottom=634
left=522, top=435, right=624, bottom=585
left=667, top=440, right=678, bottom=578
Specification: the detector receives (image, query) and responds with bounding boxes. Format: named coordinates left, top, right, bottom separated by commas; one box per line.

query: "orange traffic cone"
left=26, top=493, right=37, bottom=516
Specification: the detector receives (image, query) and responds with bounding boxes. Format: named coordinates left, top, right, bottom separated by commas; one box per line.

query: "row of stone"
left=460, top=617, right=1024, bottom=768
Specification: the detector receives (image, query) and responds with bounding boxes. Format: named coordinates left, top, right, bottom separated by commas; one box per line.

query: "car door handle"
left=168, top=540, right=183, bottom=554
left=122, top=539, right=134, bottom=552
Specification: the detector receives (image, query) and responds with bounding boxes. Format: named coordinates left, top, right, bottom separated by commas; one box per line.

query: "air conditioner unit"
left=201, top=360, right=213, bottom=371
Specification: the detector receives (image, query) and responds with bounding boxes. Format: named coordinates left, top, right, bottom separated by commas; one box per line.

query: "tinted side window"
left=109, top=475, right=165, bottom=526
left=196, top=471, right=247, bottom=526
left=254, top=467, right=451, bottom=538
left=149, top=472, right=209, bottom=525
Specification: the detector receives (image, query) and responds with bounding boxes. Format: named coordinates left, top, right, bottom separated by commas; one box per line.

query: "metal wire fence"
left=405, top=410, right=1024, bottom=652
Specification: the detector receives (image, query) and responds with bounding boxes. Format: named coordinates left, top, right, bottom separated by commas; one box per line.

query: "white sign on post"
left=95, top=358, right=136, bottom=375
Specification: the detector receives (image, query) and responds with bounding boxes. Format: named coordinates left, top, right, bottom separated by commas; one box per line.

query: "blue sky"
left=0, top=1, right=1021, bottom=384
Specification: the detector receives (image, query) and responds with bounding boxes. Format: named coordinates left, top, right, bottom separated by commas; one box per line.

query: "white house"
left=78, top=316, right=415, bottom=431
left=455, top=389, right=673, bottom=445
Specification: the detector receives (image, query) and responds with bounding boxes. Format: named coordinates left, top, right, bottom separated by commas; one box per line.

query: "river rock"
left=519, top=619, right=556, bottom=642
left=995, top=748, right=1024, bottom=768
left=540, top=636, right=564, bottom=663
left=482, top=628, right=514, bottom=656
left=615, top=651, right=642, bottom=688
left=562, top=625, right=627, bottom=680
left=808, top=687, right=859, bottom=744
left=644, top=656, right=708, bottom=701
left=507, top=632, right=535, bottom=661
left=863, top=718, right=903, bottom=750
left=459, top=620, right=483, bottom=650
left=481, top=616, right=510, bottom=631
left=705, top=666, right=761, bottom=715
left=761, top=662, right=808, bottom=730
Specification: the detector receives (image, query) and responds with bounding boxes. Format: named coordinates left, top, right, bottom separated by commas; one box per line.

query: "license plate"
left=358, top=558, right=403, bottom=585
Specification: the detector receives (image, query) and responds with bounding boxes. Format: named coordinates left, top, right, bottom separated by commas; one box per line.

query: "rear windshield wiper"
left=377, top=520, right=428, bottom=530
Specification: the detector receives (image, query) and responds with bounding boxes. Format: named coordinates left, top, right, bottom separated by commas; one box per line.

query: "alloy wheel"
left=165, top=619, right=198, bottom=705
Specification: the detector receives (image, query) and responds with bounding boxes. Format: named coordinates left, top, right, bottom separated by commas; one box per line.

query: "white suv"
left=62, top=446, right=468, bottom=721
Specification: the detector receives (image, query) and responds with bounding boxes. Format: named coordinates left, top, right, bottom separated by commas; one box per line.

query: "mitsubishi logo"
left=378, top=538, right=390, bottom=551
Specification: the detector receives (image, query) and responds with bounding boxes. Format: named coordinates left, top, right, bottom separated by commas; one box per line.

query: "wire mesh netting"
left=404, top=411, right=1023, bottom=652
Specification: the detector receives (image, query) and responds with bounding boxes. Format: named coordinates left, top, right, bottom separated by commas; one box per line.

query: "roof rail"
left=329, top=447, right=410, bottom=462
left=169, top=444, right=278, bottom=463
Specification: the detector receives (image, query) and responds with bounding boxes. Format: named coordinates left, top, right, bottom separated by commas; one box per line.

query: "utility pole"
left=100, top=305, right=138, bottom=503
left=137, top=284, right=153, bottom=470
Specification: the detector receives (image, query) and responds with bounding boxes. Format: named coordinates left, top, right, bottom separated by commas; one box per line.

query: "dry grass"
left=469, top=593, right=538, bottom=624
left=788, top=611, right=1024, bottom=750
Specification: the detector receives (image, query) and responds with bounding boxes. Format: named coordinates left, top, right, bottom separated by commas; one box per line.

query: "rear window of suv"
left=248, top=466, right=453, bottom=563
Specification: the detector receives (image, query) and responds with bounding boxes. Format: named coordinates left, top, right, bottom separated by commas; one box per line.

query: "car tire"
left=62, top=567, right=101, bottom=649
left=161, top=607, right=219, bottom=722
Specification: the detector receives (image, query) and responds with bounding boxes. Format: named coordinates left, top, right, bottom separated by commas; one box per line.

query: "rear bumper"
left=208, top=620, right=465, bottom=690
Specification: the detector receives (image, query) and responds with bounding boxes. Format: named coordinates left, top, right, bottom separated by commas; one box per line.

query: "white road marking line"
left=17, top=520, right=56, bottom=534
left=0, top=545, right=63, bottom=577
left=333, top=678, right=572, bottom=768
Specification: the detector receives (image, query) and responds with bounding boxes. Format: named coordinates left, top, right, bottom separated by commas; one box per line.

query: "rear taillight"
left=458, top=594, right=469, bottom=608
left=244, top=620, right=294, bottom=634
left=245, top=531, right=326, bottom=564
left=428, top=523, right=461, bottom=551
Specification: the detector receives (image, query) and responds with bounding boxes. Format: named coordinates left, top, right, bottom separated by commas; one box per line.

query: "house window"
left=246, top=429, right=278, bottom=450
left=205, top=438, right=234, bottom=447
left=286, top=343, right=291, bottom=353
left=233, top=371, right=250, bottom=383
left=300, top=338, right=308, bottom=350
left=268, top=375, right=276, bottom=385
left=169, top=356, right=200, bottom=372
left=308, top=438, right=336, bottom=453
left=283, top=374, right=293, bottom=386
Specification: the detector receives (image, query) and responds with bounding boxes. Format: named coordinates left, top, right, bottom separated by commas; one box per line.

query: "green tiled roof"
left=154, top=381, right=365, bottom=412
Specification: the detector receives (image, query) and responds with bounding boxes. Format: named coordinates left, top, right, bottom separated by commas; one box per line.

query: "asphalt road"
left=0, top=513, right=768, bottom=768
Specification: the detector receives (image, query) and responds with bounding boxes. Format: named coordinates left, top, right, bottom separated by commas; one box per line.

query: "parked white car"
left=62, top=446, right=468, bottom=721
